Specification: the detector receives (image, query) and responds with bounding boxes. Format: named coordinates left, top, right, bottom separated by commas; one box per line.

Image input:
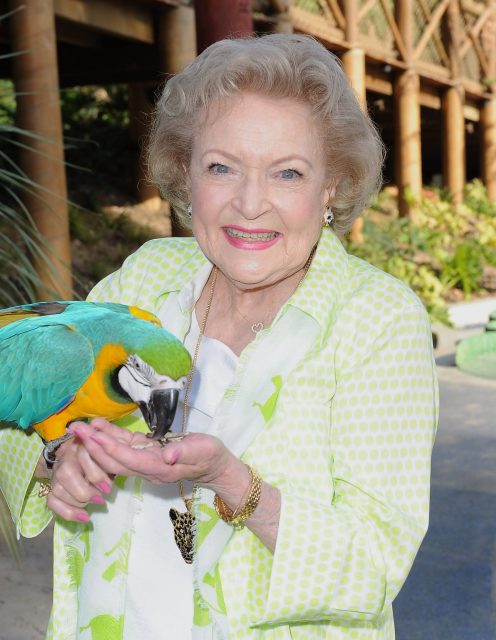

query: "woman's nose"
left=232, top=173, right=271, bottom=219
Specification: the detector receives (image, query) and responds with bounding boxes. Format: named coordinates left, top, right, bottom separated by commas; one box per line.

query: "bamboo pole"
left=394, top=0, right=422, bottom=218
left=481, top=98, right=496, bottom=200
left=156, top=5, right=197, bottom=236
left=157, top=5, right=197, bottom=75
left=9, top=0, right=72, bottom=299
left=128, top=84, right=161, bottom=206
left=341, top=0, right=366, bottom=109
left=341, top=0, right=366, bottom=242
left=442, top=0, right=465, bottom=204
left=442, top=86, right=465, bottom=203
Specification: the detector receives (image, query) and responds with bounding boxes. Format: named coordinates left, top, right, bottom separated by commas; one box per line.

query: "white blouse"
left=123, top=313, right=238, bottom=639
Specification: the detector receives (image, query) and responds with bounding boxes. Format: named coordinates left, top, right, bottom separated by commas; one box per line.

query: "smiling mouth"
left=224, top=228, right=279, bottom=241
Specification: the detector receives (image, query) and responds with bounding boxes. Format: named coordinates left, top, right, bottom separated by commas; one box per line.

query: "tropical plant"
left=0, top=80, right=64, bottom=306
left=346, top=180, right=496, bottom=325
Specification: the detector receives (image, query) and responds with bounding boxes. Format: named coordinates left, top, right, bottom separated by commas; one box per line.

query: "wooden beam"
left=443, top=85, right=466, bottom=203
left=459, top=5, right=495, bottom=58
left=358, top=0, right=376, bottom=22
left=342, top=0, right=365, bottom=242
left=55, top=17, right=102, bottom=47
left=54, top=0, right=154, bottom=44
left=442, top=0, right=465, bottom=204
left=394, top=0, right=422, bottom=217
left=323, top=0, right=345, bottom=30
left=416, top=0, right=450, bottom=67
left=195, top=0, right=253, bottom=53
left=128, top=83, right=161, bottom=205
left=413, top=0, right=450, bottom=62
left=481, top=97, right=496, bottom=199
left=9, top=0, right=72, bottom=298
left=342, top=0, right=366, bottom=110
left=394, top=70, right=422, bottom=217
left=157, top=5, right=196, bottom=75
left=378, top=0, right=409, bottom=62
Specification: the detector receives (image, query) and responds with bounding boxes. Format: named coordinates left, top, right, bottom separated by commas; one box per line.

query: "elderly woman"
left=0, top=35, right=437, bottom=639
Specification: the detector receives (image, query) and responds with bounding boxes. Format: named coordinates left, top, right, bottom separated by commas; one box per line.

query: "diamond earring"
left=323, top=207, right=334, bottom=227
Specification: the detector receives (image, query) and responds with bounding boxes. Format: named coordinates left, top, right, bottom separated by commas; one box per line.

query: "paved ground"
left=395, top=362, right=496, bottom=640
left=0, top=322, right=495, bottom=640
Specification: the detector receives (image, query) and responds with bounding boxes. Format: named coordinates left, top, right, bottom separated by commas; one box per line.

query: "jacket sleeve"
left=244, top=303, right=438, bottom=626
left=0, top=426, right=51, bottom=538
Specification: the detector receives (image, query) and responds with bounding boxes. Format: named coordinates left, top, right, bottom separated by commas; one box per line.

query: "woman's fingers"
left=46, top=493, right=91, bottom=523
left=76, top=445, right=114, bottom=494
left=44, top=431, right=113, bottom=523
left=71, top=424, right=147, bottom=476
left=87, top=418, right=136, bottom=443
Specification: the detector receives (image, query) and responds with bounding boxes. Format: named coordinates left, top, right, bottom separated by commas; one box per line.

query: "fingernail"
left=72, top=428, right=85, bottom=439
left=89, top=495, right=105, bottom=505
left=76, top=512, right=90, bottom=522
left=98, top=481, right=112, bottom=494
left=167, top=450, right=179, bottom=465
left=90, top=434, right=104, bottom=445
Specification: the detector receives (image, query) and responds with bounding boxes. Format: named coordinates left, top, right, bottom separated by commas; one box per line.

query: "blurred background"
left=0, top=2, right=495, bottom=639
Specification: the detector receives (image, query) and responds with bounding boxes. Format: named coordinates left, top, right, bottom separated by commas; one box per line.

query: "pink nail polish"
left=72, top=428, right=85, bottom=439
left=90, top=434, right=104, bottom=445
left=76, top=512, right=90, bottom=522
left=98, top=481, right=112, bottom=494
left=89, top=495, right=105, bottom=505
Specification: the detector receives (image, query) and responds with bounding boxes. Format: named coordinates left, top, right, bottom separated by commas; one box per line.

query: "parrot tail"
left=0, top=492, right=22, bottom=567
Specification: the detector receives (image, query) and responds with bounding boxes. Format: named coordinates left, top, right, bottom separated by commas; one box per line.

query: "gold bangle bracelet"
left=214, top=464, right=262, bottom=529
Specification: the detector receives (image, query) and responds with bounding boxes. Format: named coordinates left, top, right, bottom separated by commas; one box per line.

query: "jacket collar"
left=285, top=228, right=349, bottom=331
left=157, top=229, right=348, bottom=331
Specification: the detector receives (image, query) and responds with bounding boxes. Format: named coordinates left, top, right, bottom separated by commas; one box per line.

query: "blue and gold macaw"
left=0, top=301, right=191, bottom=455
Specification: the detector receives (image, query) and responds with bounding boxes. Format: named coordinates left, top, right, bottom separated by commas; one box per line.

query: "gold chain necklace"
left=231, top=248, right=317, bottom=335
left=167, top=247, right=315, bottom=563
left=168, top=266, right=218, bottom=564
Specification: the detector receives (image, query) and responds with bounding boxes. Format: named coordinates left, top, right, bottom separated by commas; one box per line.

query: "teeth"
left=226, top=228, right=278, bottom=241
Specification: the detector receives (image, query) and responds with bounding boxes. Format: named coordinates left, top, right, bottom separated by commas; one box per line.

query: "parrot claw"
left=157, top=432, right=189, bottom=447
left=42, top=432, right=74, bottom=467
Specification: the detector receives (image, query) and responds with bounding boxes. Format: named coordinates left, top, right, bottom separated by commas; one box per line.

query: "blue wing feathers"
left=0, top=324, right=94, bottom=428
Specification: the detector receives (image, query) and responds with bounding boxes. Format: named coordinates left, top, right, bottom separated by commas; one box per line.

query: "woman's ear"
left=325, top=177, right=340, bottom=205
left=323, top=183, right=337, bottom=208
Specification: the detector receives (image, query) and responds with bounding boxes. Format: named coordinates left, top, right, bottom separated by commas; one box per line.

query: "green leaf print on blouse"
left=253, top=375, right=283, bottom=423
left=195, top=502, right=219, bottom=549
left=203, top=564, right=227, bottom=614
left=101, top=531, right=131, bottom=582
left=66, top=528, right=91, bottom=588
left=80, top=614, right=124, bottom=640
left=193, top=590, right=212, bottom=627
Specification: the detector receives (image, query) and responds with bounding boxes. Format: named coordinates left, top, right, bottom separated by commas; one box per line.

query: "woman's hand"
left=45, top=435, right=114, bottom=523
left=68, top=419, right=281, bottom=552
left=67, top=418, right=236, bottom=492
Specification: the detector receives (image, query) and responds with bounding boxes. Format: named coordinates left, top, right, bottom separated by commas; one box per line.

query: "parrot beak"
left=140, top=388, right=180, bottom=440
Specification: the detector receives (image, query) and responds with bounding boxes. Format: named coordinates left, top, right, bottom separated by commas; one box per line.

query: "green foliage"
left=0, top=80, right=65, bottom=306
left=60, top=85, right=135, bottom=207
left=346, top=181, right=496, bottom=325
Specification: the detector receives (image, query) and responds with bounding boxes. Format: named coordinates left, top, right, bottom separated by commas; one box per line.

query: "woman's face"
left=188, top=92, right=332, bottom=290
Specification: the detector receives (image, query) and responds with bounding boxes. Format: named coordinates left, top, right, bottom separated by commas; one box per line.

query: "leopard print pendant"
left=169, top=498, right=195, bottom=564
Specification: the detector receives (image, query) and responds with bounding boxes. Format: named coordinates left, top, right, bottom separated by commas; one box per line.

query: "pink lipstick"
left=222, top=226, right=281, bottom=251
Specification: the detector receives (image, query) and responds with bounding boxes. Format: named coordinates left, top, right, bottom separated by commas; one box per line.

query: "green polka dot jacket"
left=0, top=230, right=438, bottom=639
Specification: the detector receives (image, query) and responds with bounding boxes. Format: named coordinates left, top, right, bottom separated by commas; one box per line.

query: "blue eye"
left=208, top=163, right=229, bottom=174
left=280, top=168, right=302, bottom=180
